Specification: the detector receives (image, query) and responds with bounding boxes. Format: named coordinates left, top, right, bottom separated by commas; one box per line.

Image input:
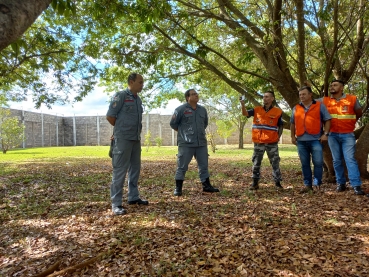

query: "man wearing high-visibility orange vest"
left=319, top=79, right=365, bottom=195
left=240, top=91, right=284, bottom=190
left=291, top=85, right=331, bottom=193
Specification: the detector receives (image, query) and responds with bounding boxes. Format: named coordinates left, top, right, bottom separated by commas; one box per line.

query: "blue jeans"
left=297, top=140, right=323, bottom=186
left=328, top=132, right=361, bottom=187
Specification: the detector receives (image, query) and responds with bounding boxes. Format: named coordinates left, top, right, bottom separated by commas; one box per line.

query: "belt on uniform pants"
left=254, top=142, right=278, bottom=146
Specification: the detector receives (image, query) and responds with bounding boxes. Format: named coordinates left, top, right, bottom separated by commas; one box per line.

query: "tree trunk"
left=238, top=124, right=244, bottom=149
left=355, top=124, right=369, bottom=179
left=0, top=0, right=51, bottom=51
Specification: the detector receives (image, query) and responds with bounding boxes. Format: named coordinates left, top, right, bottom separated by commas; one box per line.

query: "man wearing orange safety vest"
left=240, top=91, right=283, bottom=190
left=318, top=79, right=366, bottom=196
left=291, top=85, right=331, bottom=193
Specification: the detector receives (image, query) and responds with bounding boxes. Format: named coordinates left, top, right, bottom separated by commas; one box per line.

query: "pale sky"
left=9, top=88, right=181, bottom=116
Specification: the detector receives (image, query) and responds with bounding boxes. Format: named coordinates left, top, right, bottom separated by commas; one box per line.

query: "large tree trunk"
left=0, top=0, right=51, bottom=51
left=355, top=124, right=369, bottom=179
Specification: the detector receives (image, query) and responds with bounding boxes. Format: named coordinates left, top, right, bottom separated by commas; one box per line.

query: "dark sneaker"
left=113, top=206, right=127, bottom=215
left=336, top=184, right=346, bottom=192
left=353, top=186, right=365, bottom=195
left=127, top=199, right=149, bottom=205
left=300, top=185, right=313, bottom=194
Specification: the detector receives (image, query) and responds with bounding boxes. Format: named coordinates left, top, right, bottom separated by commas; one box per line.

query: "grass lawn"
left=0, top=145, right=368, bottom=276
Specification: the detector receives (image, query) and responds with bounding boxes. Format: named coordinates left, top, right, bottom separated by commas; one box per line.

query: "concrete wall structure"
left=8, top=108, right=291, bottom=148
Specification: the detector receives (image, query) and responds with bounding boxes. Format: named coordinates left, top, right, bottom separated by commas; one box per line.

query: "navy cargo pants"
left=110, top=138, right=141, bottom=208
left=175, top=146, right=209, bottom=182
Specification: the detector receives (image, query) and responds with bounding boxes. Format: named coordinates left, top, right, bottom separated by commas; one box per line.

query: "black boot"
left=249, top=179, right=259, bottom=190
left=353, top=186, right=365, bottom=195
left=275, top=181, right=283, bottom=189
left=202, top=178, right=220, bottom=193
left=336, top=183, right=346, bottom=192
left=174, top=180, right=183, bottom=196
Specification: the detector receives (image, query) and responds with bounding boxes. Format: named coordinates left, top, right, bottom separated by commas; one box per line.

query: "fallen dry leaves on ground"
left=1, top=155, right=369, bottom=277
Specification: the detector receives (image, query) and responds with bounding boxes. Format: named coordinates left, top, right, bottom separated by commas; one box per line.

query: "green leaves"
left=2, top=0, right=369, bottom=122
left=143, top=23, right=154, bottom=34
left=9, top=39, right=27, bottom=57
left=0, top=108, right=25, bottom=154
left=195, top=47, right=208, bottom=59
left=51, top=0, right=76, bottom=16
left=1, top=3, right=99, bottom=109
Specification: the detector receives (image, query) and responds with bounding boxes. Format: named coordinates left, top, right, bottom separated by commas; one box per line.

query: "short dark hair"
left=184, top=89, right=195, bottom=102
left=265, top=90, right=275, bottom=97
left=298, top=86, right=312, bottom=93
left=127, top=73, right=139, bottom=84
left=331, top=79, right=345, bottom=85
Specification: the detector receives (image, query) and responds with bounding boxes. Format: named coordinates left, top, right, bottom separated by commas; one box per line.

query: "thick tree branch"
left=0, top=0, right=51, bottom=51
left=33, top=261, right=60, bottom=277
left=345, top=0, right=367, bottom=78
left=217, top=0, right=266, bottom=40
left=321, top=0, right=340, bottom=96
left=160, top=69, right=203, bottom=79
left=296, top=0, right=306, bottom=84
left=153, top=24, right=261, bottom=107
left=175, top=0, right=264, bottom=54
left=0, top=50, right=73, bottom=77
left=166, top=13, right=271, bottom=82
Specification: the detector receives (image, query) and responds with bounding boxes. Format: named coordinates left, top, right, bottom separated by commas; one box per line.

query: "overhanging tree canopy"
left=1, top=0, right=369, bottom=176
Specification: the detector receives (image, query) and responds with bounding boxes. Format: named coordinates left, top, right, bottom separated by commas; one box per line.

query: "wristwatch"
left=324, top=132, right=329, bottom=136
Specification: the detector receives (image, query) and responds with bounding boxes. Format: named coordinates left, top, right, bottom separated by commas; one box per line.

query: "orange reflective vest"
left=323, top=95, right=357, bottom=133
left=252, top=106, right=282, bottom=143
left=294, top=101, right=322, bottom=136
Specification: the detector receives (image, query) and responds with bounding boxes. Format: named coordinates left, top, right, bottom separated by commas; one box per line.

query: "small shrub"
left=155, top=136, right=163, bottom=147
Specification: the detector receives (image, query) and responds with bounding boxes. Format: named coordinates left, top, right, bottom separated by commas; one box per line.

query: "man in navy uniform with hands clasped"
left=106, top=73, right=148, bottom=216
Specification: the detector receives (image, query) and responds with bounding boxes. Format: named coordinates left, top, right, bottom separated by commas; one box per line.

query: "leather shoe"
left=353, top=186, right=365, bottom=195
left=112, top=206, right=127, bottom=215
left=299, top=185, right=313, bottom=194
left=127, top=198, right=149, bottom=205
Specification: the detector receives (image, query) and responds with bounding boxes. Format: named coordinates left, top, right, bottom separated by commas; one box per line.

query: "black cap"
left=331, top=79, right=345, bottom=85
